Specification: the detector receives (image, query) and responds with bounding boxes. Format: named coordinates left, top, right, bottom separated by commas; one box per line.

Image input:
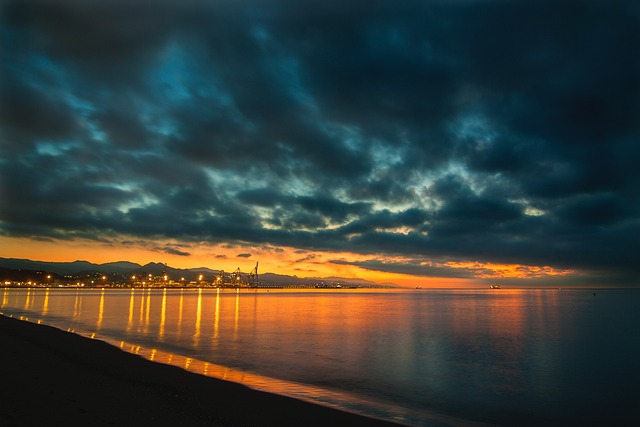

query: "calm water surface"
left=1, top=287, right=638, bottom=426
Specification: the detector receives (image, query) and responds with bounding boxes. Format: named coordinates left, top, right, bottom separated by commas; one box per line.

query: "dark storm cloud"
left=236, top=188, right=372, bottom=227
left=297, top=255, right=318, bottom=264
left=330, top=258, right=476, bottom=279
left=0, top=76, right=78, bottom=142
left=163, top=246, right=190, bottom=257
left=1, top=0, right=639, bottom=284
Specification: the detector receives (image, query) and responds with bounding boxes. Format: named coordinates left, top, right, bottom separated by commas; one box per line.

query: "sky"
left=1, top=0, right=639, bottom=288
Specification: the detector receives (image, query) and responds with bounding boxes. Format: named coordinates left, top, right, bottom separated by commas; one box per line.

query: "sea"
left=1, top=287, right=638, bottom=426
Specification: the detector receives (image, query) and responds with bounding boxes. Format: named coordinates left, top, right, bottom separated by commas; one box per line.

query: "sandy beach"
left=0, top=314, right=402, bottom=426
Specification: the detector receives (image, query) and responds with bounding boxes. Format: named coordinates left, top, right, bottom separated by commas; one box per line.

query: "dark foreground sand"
left=0, top=314, right=402, bottom=427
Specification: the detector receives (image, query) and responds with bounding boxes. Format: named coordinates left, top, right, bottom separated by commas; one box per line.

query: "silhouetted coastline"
left=0, top=314, right=402, bottom=427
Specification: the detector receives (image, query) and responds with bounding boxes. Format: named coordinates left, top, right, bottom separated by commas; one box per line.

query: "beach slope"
left=0, top=314, right=401, bottom=426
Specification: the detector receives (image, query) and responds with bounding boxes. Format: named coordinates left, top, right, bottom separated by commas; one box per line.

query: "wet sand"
left=0, top=314, right=402, bottom=426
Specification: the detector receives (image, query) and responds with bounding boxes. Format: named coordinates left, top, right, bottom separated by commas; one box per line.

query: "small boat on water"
left=490, top=284, right=501, bottom=289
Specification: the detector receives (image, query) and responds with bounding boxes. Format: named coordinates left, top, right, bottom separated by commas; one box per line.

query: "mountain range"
left=0, top=257, right=394, bottom=287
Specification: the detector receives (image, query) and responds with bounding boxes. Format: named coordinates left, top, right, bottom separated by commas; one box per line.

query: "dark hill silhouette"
left=0, top=257, right=394, bottom=287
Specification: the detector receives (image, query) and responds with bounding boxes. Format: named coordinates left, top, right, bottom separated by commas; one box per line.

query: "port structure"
left=233, top=267, right=243, bottom=286
left=248, top=262, right=259, bottom=287
left=213, top=262, right=259, bottom=288
left=231, top=263, right=259, bottom=287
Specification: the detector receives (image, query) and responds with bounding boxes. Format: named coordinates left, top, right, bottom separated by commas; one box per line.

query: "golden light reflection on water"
left=159, top=288, right=167, bottom=339
left=24, top=289, right=31, bottom=310
left=127, top=289, right=135, bottom=332
left=194, top=288, right=202, bottom=346
left=234, top=288, right=240, bottom=340
left=42, top=289, right=49, bottom=315
left=73, top=289, right=81, bottom=318
left=214, top=288, right=220, bottom=339
left=138, top=288, right=145, bottom=327
left=0, top=287, right=590, bottom=427
left=145, top=288, right=151, bottom=331
left=178, top=289, right=184, bottom=335
left=96, top=288, right=105, bottom=330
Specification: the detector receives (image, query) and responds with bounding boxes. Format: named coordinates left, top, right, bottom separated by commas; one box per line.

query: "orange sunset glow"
left=0, top=236, right=575, bottom=288
left=2, top=2, right=639, bottom=427
left=1, top=1, right=637, bottom=290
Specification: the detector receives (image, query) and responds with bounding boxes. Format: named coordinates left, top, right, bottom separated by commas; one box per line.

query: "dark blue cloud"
left=1, top=0, right=639, bottom=284
left=163, top=246, right=191, bottom=257
left=331, top=258, right=476, bottom=279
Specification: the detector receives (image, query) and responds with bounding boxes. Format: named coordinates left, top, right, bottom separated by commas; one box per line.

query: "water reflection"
left=214, top=288, right=220, bottom=339
left=144, top=288, right=151, bottom=332
left=24, top=288, right=31, bottom=310
left=96, top=288, right=105, bottom=330
left=103, top=335, right=409, bottom=424
left=42, top=288, right=49, bottom=315
left=73, top=290, right=81, bottom=318
left=1, top=288, right=638, bottom=427
left=178, top=289, right=184, bottom=333
left=137, top=289, right=144, bottom=327
left=127, top=289, right=135, bottom=332
left=234, top=288, right=240, bottom=340
left=194, top=288, right=202, bottom=346
left=159, top=288, right=167, bottom=339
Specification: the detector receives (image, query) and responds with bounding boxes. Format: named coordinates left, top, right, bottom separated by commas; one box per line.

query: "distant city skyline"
left=0, top=256, right=399, bottom=289
left=1, top=1, right=638, bottom=288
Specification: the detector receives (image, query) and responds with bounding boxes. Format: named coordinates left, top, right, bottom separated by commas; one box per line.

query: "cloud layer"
left=1, top=0, right=639, bottom=284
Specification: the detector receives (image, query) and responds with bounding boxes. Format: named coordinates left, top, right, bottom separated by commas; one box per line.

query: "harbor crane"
left=248, top=262, right=259, bottom=287
left=214, top=262, right=259, bottom=287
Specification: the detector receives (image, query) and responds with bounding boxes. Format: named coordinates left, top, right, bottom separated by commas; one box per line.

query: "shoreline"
left=0, top=314, right=403, bottom=426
